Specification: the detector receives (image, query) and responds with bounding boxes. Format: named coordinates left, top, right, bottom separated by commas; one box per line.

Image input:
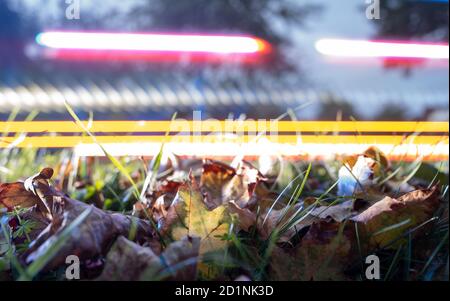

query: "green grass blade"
left=261, top=172, right=305, bottom=226
left=140, top=112, right=177, bottom=199
left=372, top=219, right=412, bottom=237
left=384, top=244, right=403, bottom=281
left=64, top=100, right=140, bottom=199
left=419, top=230, right=449, bottom=279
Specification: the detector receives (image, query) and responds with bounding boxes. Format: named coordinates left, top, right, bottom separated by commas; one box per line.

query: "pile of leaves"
left=0, top=147, right=448, bottom=281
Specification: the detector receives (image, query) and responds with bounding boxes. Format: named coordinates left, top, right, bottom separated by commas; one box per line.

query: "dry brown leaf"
left=133, top=179, right=182, bottom=218
left=200, top=159, right=236, bottom=209
left=154, top=178, right=230, bottom=279
left=228, top=200, right=256, bottom=232
left=310, top=200, right=363, bottom=222
left=23, top=196, right=154, bottom=271
left=1, top=168, right=155, bottom=271
left=352, top=185, right=441, bottom=249
left=223, top=160, right=267, bottom=208
left=258, top=203, right=319, bottom=242
left=98, top=235, right=200, bottom=281
left=200, top=159, right=269, bottom=210
left=270, top=221, right=355, bottom=281
left=270, top=186, right=442, bottom=280
left=161, top=181, right=229, bottom=252
left=0, top=182, right=38, bottom=210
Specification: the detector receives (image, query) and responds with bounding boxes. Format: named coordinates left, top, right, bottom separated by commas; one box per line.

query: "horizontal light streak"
left=0, top=135, right=447, bottom=147
left=39, top=50, right=267, bottom=64
left=36, top=32, right=269, bottom=54
left=315, top=39, right=449, bottom=59
left=1, top=121, right=448, bottom=134
left=1, top=121, right=447, bottom=160
left=71, top=142, right=448, bottom=162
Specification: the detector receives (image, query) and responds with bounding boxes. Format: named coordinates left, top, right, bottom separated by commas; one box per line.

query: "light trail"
left=0, top=121, right=447, bottom=161
left=1, top=121, right=447, bottom=133
left=315, top=39, right=449, bottom=60
left=35, top=31, right=271, bottom=63
left=36, top=32, right=269, bottom=54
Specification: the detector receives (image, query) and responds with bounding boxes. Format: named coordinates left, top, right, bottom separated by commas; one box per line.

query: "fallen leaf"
left=200, top=159, right=236, bottom=209
left=23, top=167, right=56, bottom=219
left=0, top=182, right=39, bottom=210
left=200, top=159, right=269, bottom=210
left=269, top=221, right=355, bottom=280
left=1, top=168, right=155, bottom=272
left=98, top=235, right=200, bottom=281
left=133, top=179, right=183, bottom=218
left=151, top=235, right=200, bottom=280
left=258, top=203, right=318, bottom=242
left=270, top=186, right=442, bottom=280
left=162, top=181, right=229, bottom=254
left=223, top=160, right=267, bottom=208
left=309, top=200, right=364, bottom=222
left=24, top=197, right=154, bottom=271
left=228, top=200, right=256, bottom=232
left=157, top=178, right=230, bottom=279
left=352, top=185, right=441, bottom=249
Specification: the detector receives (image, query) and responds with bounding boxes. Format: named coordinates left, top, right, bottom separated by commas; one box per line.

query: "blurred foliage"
left=132, top=0, right=319, bottom=41
left=317, top=101, right=360, bottom=121
left=375, top=0, right=449, bottom=41
left=126, top=0, right=321, bottom=70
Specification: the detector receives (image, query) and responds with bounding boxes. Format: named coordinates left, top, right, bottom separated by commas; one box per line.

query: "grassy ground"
left=0, top=143, right=448, bottom=281
left=0, top=109, right=448, bottom=281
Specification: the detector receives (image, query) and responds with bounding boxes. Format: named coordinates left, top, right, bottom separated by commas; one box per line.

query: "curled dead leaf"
left=0, top=182, right=39, bottom=210
left=352, top=185, right=441, bottom=249
left=200, top=159, right=269, bottom=210
left=98, top=235, right=200, bottom=281
left=1, top=168, right=155, bottom=272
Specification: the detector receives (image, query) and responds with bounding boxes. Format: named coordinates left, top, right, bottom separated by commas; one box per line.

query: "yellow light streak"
left=0, top=121, right=448, bottom=133
left=0, top=121, right=447, bottom=161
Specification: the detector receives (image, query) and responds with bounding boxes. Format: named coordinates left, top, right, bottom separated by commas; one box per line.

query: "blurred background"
left=0, top=0, right=448, bottom=121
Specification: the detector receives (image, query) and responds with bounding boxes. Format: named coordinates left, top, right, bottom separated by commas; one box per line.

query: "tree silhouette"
left=375, top=0, right=448, bottom=41
left=125, top=0, right=320, bottom=70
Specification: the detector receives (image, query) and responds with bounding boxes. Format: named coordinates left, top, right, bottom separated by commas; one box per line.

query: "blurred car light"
left=315, top=39, right=449, bottom=60
left=35, top=31, right=271, bottom=63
